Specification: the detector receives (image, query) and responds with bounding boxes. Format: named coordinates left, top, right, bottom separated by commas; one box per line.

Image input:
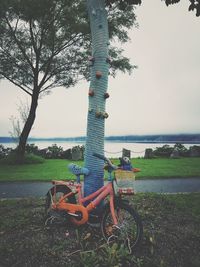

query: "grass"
left=0, top=193, right=200, bottom=267
left=132, top=157, right=200, bottom=179
left=0, top=159, right=83, bottom=181
left=0, top=157, right=200, bottom=182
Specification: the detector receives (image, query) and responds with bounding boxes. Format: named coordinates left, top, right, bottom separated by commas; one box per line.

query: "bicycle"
left=45, top=153, right=143, bottom=251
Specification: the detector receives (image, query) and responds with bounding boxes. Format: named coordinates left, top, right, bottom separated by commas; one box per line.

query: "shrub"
left=0, top=151, right=45, bottom=165
left=189, top=145, right=200, bottom=157
left=173, top=143, right=189, bottom=157
left=25, top=143, right=40, bottom=155
left=153, top=145, right=174, bottom=157
left=153, top=144, right=191, bottom=158
left=45, top=144, right=64, bottom=159
left=22, top=153, right=45, bottom=164
left=61, top=148, right=72, bottom=159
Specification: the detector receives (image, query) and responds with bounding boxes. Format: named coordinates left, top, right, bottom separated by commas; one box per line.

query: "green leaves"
left=106, top=0, right=142, bottom=10
left=164, top=0, right=180, bottom=7
left=0, top=0, right=137, bottom=94
left=164, top=0, right=200, bottom=16
left=188, top=0, right=200, bottom=16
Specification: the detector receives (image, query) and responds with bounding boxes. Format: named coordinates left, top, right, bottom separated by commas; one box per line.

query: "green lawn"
left=0, top=157, right=200, bottom=181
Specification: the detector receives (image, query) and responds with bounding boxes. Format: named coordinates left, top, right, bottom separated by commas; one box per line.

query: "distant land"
left=1, top=134, right=200, bottom=144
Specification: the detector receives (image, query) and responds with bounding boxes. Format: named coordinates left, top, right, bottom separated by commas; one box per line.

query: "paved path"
left=0, top=178, right=200, bottom=198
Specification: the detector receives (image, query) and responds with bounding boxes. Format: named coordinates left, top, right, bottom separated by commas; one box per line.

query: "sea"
left=1, top=140, right=197, bottom=158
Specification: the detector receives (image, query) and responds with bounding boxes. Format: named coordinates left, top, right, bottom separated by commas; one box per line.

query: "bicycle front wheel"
left=101, top=202, right=143, bottom=252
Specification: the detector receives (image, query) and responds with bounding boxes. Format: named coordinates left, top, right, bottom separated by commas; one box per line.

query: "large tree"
left=0, top=0, right=135, bottom=162
left=84, top=0, right=200, bottom=198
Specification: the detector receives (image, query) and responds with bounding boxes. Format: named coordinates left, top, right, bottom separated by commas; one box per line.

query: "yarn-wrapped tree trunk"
left=84, top=0, right=109, bottom=197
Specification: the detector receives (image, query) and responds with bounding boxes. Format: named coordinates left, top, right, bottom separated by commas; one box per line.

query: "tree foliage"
left=106, top=0, right=200, bottom=16
left=0, top=0, right=136, bottom=97
left=164, top=0, right=200, bottom=16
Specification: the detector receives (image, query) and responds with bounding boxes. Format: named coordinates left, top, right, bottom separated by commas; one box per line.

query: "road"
left=0, top=177, right=200, bottom=198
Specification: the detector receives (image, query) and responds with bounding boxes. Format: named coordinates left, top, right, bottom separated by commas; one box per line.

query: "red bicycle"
left=45, top=153, right=143, bottom=251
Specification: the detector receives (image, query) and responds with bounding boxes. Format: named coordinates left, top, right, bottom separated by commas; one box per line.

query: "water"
left=1, top=141, right=196, bottom=158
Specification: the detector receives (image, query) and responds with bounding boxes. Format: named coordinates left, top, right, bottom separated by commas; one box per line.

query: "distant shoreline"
left=1, top=134, right=200, bottom=144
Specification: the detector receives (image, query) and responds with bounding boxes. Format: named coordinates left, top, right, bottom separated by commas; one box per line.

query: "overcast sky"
left=0, top=0, right=200, bottom=138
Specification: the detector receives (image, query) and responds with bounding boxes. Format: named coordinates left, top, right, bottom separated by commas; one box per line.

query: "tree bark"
left=16, top=89, right=39, bottom=163
left=84, top=0, right=109, bottom=196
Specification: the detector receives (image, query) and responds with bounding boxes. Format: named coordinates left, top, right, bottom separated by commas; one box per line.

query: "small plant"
left=77, top=243, right=143, bottom=267
left=9, top=99, right=30, bottom=144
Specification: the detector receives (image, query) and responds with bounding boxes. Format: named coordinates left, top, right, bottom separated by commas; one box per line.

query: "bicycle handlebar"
left=93, top=153, right=118, bottom=170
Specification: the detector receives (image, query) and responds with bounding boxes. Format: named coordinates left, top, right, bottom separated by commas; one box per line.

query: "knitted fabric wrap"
left=84, top=0, right=109, bottom=197
left=68, top=163, right=89, bottom=176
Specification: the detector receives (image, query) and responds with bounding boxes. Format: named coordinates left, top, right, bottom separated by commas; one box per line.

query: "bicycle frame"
left=51, top=179, right=118, bottom=225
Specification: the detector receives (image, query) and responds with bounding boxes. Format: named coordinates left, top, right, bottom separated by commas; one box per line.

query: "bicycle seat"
left=68, top=163, right=89, bottom=176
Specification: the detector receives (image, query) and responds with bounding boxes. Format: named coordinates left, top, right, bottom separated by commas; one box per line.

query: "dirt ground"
left=0, top=193, right=200, bottom=267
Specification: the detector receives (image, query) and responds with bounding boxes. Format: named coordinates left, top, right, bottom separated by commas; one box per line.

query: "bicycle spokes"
left=101, top=203, right=143, bottom=252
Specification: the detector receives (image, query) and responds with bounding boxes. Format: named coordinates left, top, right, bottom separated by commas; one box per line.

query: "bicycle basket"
left=114, top=169, right=135, bottom=189
left=114, top=169, right=135, bottom=180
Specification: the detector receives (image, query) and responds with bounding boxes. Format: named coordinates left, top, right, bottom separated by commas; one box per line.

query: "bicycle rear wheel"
left=45, top=184, right=76, bottom=225
left=101, top=202, right=143, bottom=252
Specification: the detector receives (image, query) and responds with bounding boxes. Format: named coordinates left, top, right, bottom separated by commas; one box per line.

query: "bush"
left=153, top=143, right=193, bottom=158
left=153, top=145, right=174, bottom=157
left=61, top=148, right=72, bottom=159
left=22, top=153, right=45, bottom=164
left=189, top=145, right=200, bottom=157
left=0, top=151, right=45, bottom=165
left=174, top=143, right=189, bottom=157
left=45, top=144, right=64, bottom=159
left=25, top=144, right=40, bottom=155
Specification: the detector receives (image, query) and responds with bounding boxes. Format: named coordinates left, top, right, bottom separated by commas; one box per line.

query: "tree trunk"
left=16, top=89, right=39, bottom=163
left=84, top=0, right=109, bottom=196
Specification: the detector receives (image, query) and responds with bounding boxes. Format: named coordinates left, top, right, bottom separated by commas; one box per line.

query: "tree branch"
left=29, top=19, right=38, bottom=56
left=14, top=18, right=20, bottom=34
left=0, top=73, right=33, bottom=96
left=38, top=33, right=83, bottom=73
left=39, top=59, right=78, bottom=89
left=4, top=16, right=35, bottom=73
left=39, top=63, right=86, bottom=94
left=39, top=82, right=56, bottom=93
left=1, top=49, right=34, bottom=79
left=38, top=33, right=85, bottom=89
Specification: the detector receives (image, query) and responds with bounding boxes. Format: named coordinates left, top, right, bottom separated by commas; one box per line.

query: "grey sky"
left=0, top=0, right=200, bottom=137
